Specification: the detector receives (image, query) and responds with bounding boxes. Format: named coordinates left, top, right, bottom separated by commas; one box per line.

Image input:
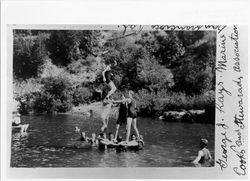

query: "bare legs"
left=125, top=118, right=140, bottom=142
left=132, top=118, right=140, bottom=138
left=126, top=118, right=132, bottom=142
left=101, top=103, right=112, bottom=132
left=114, top=124, right=120, bottom=141
left=105, top=81, right=117, bottom=99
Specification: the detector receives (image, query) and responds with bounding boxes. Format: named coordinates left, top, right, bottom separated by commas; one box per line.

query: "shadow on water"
left=11, top=114, right=215, bottom=167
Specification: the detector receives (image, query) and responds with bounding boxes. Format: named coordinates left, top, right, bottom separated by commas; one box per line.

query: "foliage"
left=16, top=93, right=35, bottom=114
left=13, top=30, right=216, bottom=117
left=135, top=89, right=215, bottom=117
left=46, top=30, right=100, bottom=66
left=72, top=86, right=93, bottom=106
left=33, top=76, right=73, bottom=113
left=13, top=30, right=49, bottom=79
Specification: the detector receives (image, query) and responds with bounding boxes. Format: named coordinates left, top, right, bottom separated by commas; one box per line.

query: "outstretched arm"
left=112, top=98, right=131, bottom=104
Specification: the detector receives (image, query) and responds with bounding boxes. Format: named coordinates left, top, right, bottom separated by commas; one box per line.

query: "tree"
left=13, top=30, right=49, bottom=79
left=46, top=30, right=99, bottom=66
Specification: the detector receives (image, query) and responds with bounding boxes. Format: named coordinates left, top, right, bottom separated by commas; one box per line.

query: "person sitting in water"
left=192, top=138, right=212, bottom=166
left=113, top=94, right=128, bottom=141
left=75, top=126, right=80, bottom=133
left=12, top=113, right=29, bottom=133
left=108, top=132, right=115, bottom=142
left=12, top=113, right=21, bottom=126
left=78, top=132, right=90, bottom=142
left=102, top=61, right=117, bottom=102
left=107, top=132, right=116, bottom=148
left=115, top=135, right=126, bottom=152
left=97, top=133, right=109, bottom=150
left=88, top=133, right=98, bottom=145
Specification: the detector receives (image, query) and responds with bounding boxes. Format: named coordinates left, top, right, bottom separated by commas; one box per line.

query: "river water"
left=11, top=114, right=214, bottom=167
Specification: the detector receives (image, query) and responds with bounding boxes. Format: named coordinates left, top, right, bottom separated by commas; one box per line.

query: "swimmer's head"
left=200, top=138, right=208, bottom=149
left=81, top=132, right=86, bottom=136
left=99, top=133, right=104, bottom=138
left=139, top=135, right=143, bottom=140
left=131, top=134, right=136, bottom=141
left=92, top=133, right=96, bottom=138
left=108, top=132, right=114, bottom=140
left=103, top=133, right=107, bottom=139
left=117, top=136, right=122, bottom=143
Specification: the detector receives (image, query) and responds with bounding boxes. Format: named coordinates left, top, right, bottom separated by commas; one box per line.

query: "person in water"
left=102, top=62, right=117, bottom=102
left=97, top=133, right=109, bottom=150
left=114, top=94, right=128, bottom=141
left=88, top=133, right=98, bottom=145
left=79, top=132, right=88, bottom=142
left=12, top=112, right=21, bottom=126
left=107, top=132, right=116, bottom=148
left=192, top=138, right=212, bottom=166
left=12, top=112, right=29, bottom=133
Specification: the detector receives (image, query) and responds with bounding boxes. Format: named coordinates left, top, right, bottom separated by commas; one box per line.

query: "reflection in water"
left=11, top=115, right=214, bottom=167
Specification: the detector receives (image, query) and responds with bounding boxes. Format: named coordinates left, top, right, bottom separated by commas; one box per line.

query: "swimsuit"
left=116, top=103, right=128, bottom=125
left=128, top=99, right=137, bottom=119
left=199, top=148, right=210, bottom=164
left=12, top=122, right=20, bottom=126
left=104, top=70, right=112, bottom=84
left=80, top=136, right=86, bottom=142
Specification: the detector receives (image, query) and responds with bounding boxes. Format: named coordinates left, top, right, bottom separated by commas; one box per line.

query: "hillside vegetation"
left=13, top=29, right=215, bottom=122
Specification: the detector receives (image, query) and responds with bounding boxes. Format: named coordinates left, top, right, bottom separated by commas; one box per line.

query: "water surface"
left=11, top=114, right=214, bottom=167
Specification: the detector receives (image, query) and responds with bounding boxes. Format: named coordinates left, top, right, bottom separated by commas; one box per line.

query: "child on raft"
left=192, top=138, right=212, bottom=166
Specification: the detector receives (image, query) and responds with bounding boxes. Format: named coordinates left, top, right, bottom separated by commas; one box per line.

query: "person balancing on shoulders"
left=102, top=61, right=117, bottom=103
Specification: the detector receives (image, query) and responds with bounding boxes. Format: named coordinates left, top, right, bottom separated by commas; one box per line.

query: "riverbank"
left=70, top=102, right=119, bottom=118
left=69, top=102, right=214, bottom=124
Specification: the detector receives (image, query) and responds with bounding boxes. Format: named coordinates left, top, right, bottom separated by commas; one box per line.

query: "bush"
left=16, top=93, right=35, bottom=114
left=135, top=89, right=215, bottom=117
left=32, top=76, right=73, bottom=113
left=33, top=92, right=73, bottom=114
left=72, top=86, right=93, bottom=106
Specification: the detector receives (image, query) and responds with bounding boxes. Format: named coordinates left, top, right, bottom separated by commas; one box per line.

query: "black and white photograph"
left=1, top=0, right=248, bottom=180
left=11, top=26, right=216, bottom=168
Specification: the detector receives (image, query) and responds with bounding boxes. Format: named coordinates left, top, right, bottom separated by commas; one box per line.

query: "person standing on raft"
left=113, top=94, right=128, bottom=141
left=112, top=90, right=140, bottom=143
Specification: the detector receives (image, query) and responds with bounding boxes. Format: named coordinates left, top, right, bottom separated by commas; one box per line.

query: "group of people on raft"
left=100, top=61, right=212, bottom=164
left=74, top=61, right=212, bottom=165
left=75, top=61, right=143, bottom=151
